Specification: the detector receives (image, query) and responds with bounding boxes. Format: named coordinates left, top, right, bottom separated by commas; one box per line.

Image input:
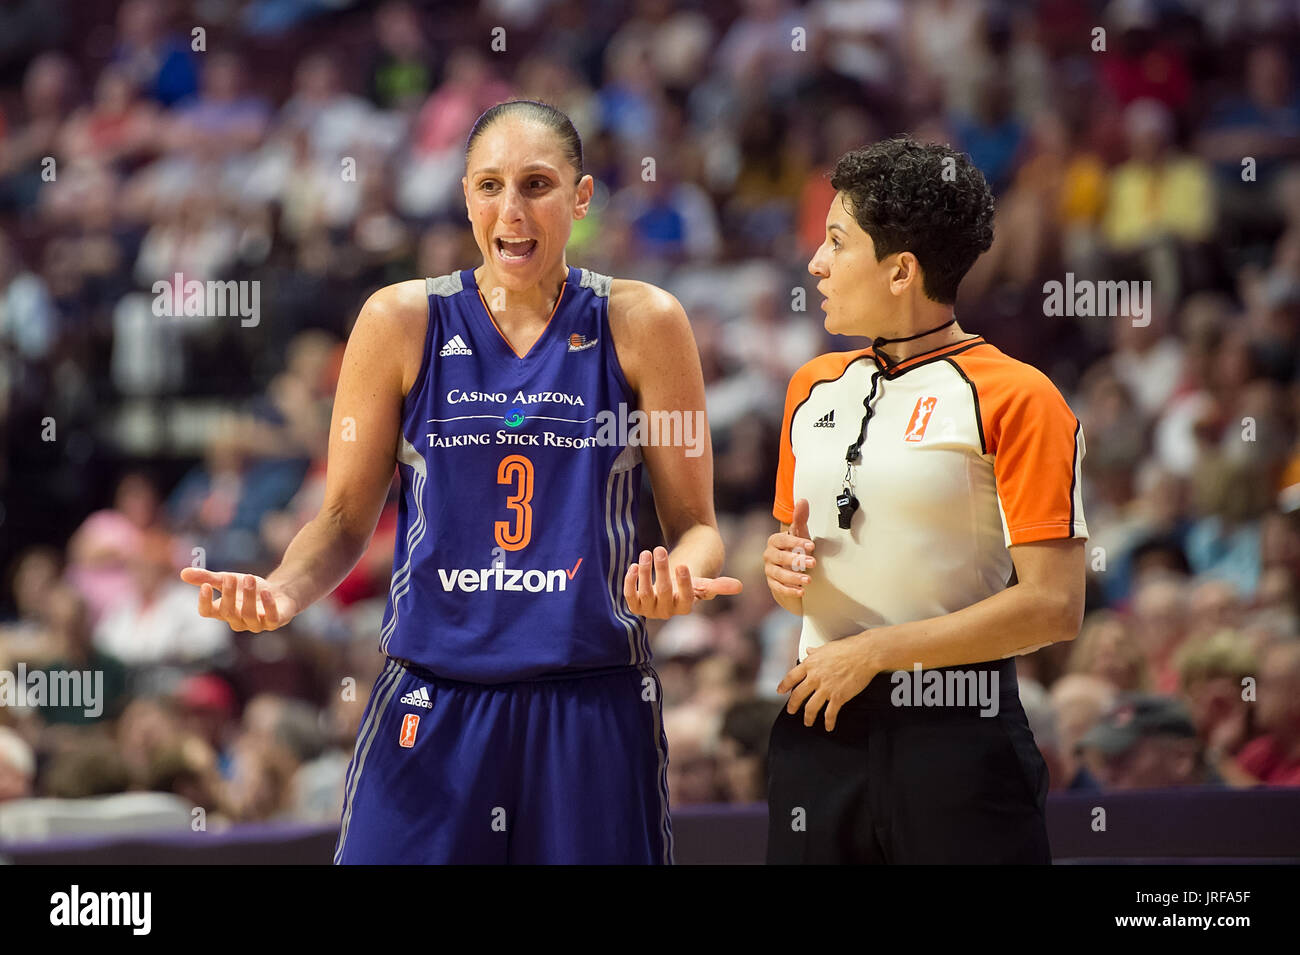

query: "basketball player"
left=763, top=138, right=1087, bottom=863
left=181, top=100, right=740, bottom=863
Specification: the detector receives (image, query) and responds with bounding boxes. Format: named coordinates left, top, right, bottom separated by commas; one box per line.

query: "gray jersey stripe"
left=624, top=473, right=649, bottom=662
left=605, top=467, right=638, bottom=663
left=425, top=272, right=464, bottom=298
left=614, top=469, right=645, bottom=660
left=578, top=268, right=611, bottom=298
left=335, top=657, right=395, bottom=818
left=379, top=435, right=429, bottom=655
left=334, top=658, right=404, bottom=863
left=638, top=663, right=674, bottom=864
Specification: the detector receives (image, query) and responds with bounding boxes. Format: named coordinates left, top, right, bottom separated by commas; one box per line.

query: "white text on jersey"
left=436, top=566, right=575, bottom=593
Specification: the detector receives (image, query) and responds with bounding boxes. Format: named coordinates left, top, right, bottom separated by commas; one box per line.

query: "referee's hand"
left=765, top=498, right=815, bottom=608
left=779, top=635, right=878, bottom=731
left=624, top=546, right=743, bottom=620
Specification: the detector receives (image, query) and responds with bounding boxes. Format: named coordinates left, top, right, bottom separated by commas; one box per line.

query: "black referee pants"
left=766, top=660, right=1051, bottom=864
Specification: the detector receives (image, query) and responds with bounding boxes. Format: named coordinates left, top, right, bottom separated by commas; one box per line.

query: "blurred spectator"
left=950, top=76, right=1024, bottom=195
left=1129, top=573, right=1192, bottom=694
left=0, top=545, right=62, bottom=652
left=1177, top=629, right=1257, bottom=770
left=0, top=727, right=35, bottom=802
left=1199, top=41, right=1300, bottom=235
left=1234, top=641, right=1300, bottom=786
left=0, top=234, right=57, bottom=362
left=0, top=53, right=74, bottom=213
left=1049, top=674, right=1117, bottom=790
left=23, top=584, right=129, bottom=725
left=1098, top=0, right=1192, bottom=112
left=1101, top=99, right=1213, bottom=277
left=174, top=672, right=238, bottom=759
left=1079, top=693, right=1214, bottom=789
left=717, top=699, right=782, bottom=803
left=1067, top=610, right=1148, bottom=692
left=57, top=64, right=158, bottom=171
left=93, top=529, right=230, bottom=677
left=663, top=705, right=722, bottom=806
left=367, top=2, right=434, bottom=112
left=111, top=0, right=199, bottom=108
left=66, top=470, right=161, bottom=624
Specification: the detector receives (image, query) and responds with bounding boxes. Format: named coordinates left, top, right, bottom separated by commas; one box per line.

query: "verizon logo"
left=436, top=561, right=582, bottom=593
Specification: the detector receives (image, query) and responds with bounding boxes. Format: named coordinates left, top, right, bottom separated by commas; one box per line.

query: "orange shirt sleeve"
left=952, top=353, right=1086, bottom=545
left=774, top=367, right=803, bottom=524
left=774, top=351, right=865, bottom=524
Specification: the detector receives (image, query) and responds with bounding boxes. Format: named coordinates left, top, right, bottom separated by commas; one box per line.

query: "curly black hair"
left=829, top=138, right=994, bottom=305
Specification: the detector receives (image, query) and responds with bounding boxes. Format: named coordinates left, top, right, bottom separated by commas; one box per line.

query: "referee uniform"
left=767, top=335, right=1087, bottom=864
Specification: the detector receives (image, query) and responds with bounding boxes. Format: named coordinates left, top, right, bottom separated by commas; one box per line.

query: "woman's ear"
left=890, top=252, right=920, bottom=296
left=574, top=174, right=594, bottom=220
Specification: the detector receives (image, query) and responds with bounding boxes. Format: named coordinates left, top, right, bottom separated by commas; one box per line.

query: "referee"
left=763, top=138, right=1087, bottom=864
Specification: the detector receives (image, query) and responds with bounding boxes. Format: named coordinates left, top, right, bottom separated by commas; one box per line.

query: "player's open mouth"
left=495, top=237, right=537, bottom=262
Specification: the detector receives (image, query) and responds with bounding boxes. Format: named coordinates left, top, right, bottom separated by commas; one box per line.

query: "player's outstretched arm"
left=179, top=280, right=428, bottom=632
left=609, top=279, right=741, bottom=620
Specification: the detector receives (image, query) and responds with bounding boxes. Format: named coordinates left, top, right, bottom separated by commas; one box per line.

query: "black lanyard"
left=835, top=317, right=958, bottom=529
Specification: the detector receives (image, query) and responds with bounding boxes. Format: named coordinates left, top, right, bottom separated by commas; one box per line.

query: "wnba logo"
left=904, top=396, right=938, bottom=442
left=399, top=713, right=420, bottom=748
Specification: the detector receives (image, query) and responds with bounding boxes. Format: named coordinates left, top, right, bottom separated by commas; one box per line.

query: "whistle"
left=836, top=490, right=859, bottom=529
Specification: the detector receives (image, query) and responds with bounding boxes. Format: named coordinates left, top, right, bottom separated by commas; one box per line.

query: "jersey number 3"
left=494, top=454, right=534, bottom=551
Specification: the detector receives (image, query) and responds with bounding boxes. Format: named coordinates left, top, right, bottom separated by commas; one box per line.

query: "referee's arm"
left=852, top=537, right=1085, bottom=670
left=780, top=539, right=1084, bottom=729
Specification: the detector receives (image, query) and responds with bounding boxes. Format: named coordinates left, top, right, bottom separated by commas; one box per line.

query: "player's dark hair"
left=466, top=100, right=584, bottom=183
left=829, top=137, right=994, bottom=305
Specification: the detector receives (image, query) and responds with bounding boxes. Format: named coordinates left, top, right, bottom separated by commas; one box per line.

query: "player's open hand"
left=765, top=498, right=815, bottom=602
left=179, top=568, right=300, bottom=633
left=624, top=546, right=743, bottom=620
left=777, top=634, right=877, bottom=731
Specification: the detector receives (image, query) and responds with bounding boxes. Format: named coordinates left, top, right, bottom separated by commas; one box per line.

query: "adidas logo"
left=439, top=334, right=472, bottom=357
left=813, top=409, right=836, bottom=428
left=400, top=686, right=433, bottom=709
